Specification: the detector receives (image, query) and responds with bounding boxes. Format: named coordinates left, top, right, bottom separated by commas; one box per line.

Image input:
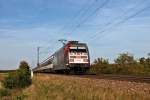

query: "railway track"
left=70, top=74, right=150, bottom=83
left=33, top=70, right=150, bottom=84
left=36, top=73, right=150, bottom=83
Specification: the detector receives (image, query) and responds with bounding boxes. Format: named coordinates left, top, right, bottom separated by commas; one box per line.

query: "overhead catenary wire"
left=87, top=0, right=143, bottom=39
left=60, top=0, right=99, bottom=39
left=38, top=0, right=97, bottom=62
left=87, top=0, right=150, bottom=42
left=68, top=0, right=109, bottom=35
left=57, top=0, right=93, bottom=36
left=39, top=0, right=150, bottom=64
left=39, top=1, right=95, bottom=57
left=40, top=0, right=103, bottom=55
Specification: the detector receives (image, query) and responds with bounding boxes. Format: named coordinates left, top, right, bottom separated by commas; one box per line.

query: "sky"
left=0, top=0, right=150, bottom=70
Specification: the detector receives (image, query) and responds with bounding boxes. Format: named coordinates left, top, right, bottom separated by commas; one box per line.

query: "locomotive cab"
left=69, top=46, right=89, bottom=64
left=65, top=43, right=90, bottom=73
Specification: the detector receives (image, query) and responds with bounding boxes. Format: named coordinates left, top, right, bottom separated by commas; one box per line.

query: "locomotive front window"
left=70, top=49, right=87, bottom=52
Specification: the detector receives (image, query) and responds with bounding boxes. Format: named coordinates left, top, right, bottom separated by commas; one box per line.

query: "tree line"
left=89, top=52, right=150, bottom=76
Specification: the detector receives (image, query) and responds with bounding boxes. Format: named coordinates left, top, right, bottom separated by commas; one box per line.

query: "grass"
left=0, top=73, right=150, bottom=100
left=21, top=74, right=150, bottom=100
left=0, top=88, right=10, bottom=97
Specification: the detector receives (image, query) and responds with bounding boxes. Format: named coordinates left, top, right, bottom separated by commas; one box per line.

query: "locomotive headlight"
left=69, top=59, right=74, bottom=62
left=83, top=59, right=88, bottom=62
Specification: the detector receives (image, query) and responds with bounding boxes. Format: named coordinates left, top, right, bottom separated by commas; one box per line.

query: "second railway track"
left=70, top=74, right=150, bottom=83
left=38, top=73, right=150, bottom=83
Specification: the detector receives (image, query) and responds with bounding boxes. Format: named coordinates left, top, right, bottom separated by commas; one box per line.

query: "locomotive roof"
left=66, top=41, right=87, bottom=46
left=53, top=41, right=87, bottom=55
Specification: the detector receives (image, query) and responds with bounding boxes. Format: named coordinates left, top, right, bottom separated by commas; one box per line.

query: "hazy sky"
left=0, top=0, right=150, bottom=70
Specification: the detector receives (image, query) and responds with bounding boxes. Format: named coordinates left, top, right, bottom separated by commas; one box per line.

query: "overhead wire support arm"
left=37, top=47, right=40, bottom=67
left=58, top=39, right=67, bottom=46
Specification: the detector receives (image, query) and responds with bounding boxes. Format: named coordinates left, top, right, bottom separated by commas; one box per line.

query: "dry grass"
left=21, top=74, right=150, bottom=100
left=0, top=73, right=5, bottom=89
left=0, top=73, right=8, bottom=81
left=0, top=74, right=5, bottom=81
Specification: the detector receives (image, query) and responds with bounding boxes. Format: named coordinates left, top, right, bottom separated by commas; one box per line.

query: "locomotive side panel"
left=52, top=47, right=66, bottom=70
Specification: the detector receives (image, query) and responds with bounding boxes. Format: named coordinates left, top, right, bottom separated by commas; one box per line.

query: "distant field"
left=0, top=73, right=7, bottom=81
left=0, top=73, right=7, bottom=89
left=0, top=73, right=6, bottom=90
left=0, top=70, right=15, bottom=81
left=0, top=73, right=8, bottom=77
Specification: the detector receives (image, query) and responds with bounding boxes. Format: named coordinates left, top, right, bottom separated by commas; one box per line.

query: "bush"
left=89, top=54, right=150, bottom=76
left=2, top=61, right=32, bottom=89
left=0, top=88, right=10, bottom=97
left=100, top=65, right=116, bottom=74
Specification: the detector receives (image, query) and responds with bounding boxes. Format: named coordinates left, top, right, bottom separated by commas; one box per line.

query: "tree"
left=19, top=61, right=30, bottom=70
left=146, top=58, right=150, bottom=66
left=94, top=58, right=109, bottom=65
left=114, top=52, right=136, bottom=65
left=19, top=61, right=31, bottom=78
left=139, top=57, right=146, bottom=65
left=139, top=53, right=150, bottom=67
left=148, top=53, right=150, bottom=58
left=3, top=61, right=32, bottom=89
left=146, top=53, right=150, bottom=66
left=91, top=58, right=111, bottom=74
left=17, top=61, right=31, bottom=88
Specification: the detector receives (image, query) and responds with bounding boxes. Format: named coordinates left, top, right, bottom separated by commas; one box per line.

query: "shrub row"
left=89, top=64, right=150, bottom=76
left=88, top=53, right=150, bottom=76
